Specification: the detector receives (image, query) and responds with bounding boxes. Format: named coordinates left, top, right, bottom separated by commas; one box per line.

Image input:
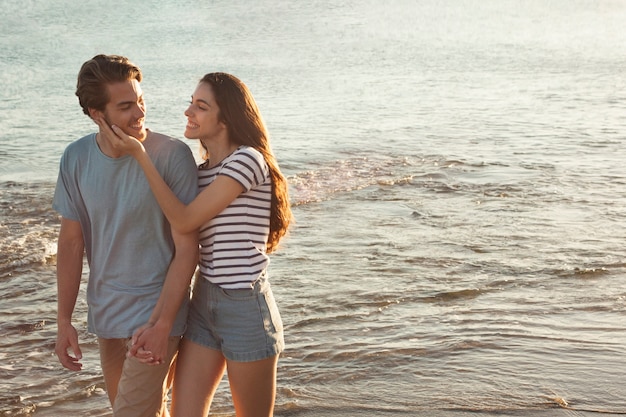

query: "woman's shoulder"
left=231, top=147, right=268, bottom=176
left=233, top=145, right=262, bottom=158
left=222, top=146, right=269, bottom=186
left=230, top=146, right=265, bottom=167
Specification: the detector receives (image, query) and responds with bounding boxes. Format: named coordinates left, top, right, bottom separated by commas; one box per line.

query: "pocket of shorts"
left=220, top=287, right=256, bottom=300
left=261, top=289, right=283, bottom=333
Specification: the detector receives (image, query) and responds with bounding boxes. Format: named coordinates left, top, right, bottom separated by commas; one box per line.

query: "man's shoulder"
left=146, top=130, right=189, bottom=151
left=65, top=132, right=95, bottom=150
left=145, top=130, right=196, bottom=173
left=146, top=129, right=174, bottom=141
left=146, top=129, right=182, bottom=143
left=60, top=133, right=96, bottom=162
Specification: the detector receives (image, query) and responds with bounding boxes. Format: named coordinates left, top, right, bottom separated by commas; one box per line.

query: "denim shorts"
left=184, top=277, right=284, bottom=362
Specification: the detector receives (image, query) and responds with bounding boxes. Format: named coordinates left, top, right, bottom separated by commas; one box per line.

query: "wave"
left=284, top=152, right=565, bottom=207
left=0, top=181, right=58, bottom=278
left=287, top=154, right=474, bottom=205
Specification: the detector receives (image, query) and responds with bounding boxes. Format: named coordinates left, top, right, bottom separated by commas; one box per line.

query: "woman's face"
left=183, top=82, right=225, bottom=141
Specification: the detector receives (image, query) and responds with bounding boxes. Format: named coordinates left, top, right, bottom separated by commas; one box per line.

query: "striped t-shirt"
left=197, top=146, right=271, bottom=289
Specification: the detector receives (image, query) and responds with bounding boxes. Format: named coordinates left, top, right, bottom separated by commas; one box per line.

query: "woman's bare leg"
left=227, top=355, right=279, bottom=417
left=171, top=339, right=227, bottom=417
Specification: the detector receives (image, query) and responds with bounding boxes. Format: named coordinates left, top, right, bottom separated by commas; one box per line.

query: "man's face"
left=101, top=79, right=147, bottom=141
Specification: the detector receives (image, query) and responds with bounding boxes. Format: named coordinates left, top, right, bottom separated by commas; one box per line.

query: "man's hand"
left=55, top=322, right=83, bottom=371
left=127, top=322, right=170, bottom=366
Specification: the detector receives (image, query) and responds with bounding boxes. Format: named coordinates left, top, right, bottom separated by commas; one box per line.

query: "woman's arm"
left=134, top=149, right=244, bottom=233
left=96, top=120, right=244, bottom=233
left=128, top=227, right=198, bottom=364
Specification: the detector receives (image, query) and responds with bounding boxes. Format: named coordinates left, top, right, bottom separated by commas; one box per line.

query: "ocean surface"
left=2, top=0, right=626, bottom=416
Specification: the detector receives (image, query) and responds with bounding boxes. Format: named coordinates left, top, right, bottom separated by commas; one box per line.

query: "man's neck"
left=96, top=129, right=149, bottom=158
left=95, top=132, right=125, bottom=158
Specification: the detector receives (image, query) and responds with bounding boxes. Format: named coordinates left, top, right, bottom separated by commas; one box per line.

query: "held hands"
left=94, top=118, right=145, bottom=157
left=127, top=322, right=170, bottom=366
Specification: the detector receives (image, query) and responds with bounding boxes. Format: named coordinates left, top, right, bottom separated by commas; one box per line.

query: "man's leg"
left=113, top=336, right=180, bottom=417
left=98, top=338, right=128, bottom=406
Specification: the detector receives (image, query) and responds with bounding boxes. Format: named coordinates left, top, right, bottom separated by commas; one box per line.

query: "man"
left=53, top=54, right=198, bottom=417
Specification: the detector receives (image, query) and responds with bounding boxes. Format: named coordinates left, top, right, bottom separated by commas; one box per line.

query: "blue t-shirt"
left=53, top=131, right=198, bottom=338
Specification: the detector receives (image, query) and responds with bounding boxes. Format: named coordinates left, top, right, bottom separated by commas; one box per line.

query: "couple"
left=53, top=54, right=292, bottom=417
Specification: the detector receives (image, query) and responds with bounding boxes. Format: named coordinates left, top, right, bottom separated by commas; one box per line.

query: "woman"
left=98, top=72, right=292, bottom=417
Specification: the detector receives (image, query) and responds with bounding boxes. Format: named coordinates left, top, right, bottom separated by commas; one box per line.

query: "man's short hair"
left=75, top=54, right=142, bottom=116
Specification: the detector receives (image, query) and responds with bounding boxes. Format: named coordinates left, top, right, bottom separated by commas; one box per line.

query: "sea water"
left=1, top=0, right=626, bottom=415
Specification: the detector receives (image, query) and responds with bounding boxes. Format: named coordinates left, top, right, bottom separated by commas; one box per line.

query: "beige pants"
left=99, top=337, right=180, bottom=417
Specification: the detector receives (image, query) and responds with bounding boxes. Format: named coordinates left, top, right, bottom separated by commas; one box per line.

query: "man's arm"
left=129, top=228, right=198, bottom=363
left=55, top=217, right=85, bottom=371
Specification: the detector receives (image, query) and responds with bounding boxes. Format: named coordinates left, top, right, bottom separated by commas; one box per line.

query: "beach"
left=2, top=0, right=626, bottom=415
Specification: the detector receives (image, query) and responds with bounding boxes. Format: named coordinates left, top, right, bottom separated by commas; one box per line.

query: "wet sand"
left=279, top=409, right=626, bottom=417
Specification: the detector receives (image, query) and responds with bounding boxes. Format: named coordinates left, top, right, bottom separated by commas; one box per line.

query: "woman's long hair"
left=199, top=72, right=292, bottom=253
